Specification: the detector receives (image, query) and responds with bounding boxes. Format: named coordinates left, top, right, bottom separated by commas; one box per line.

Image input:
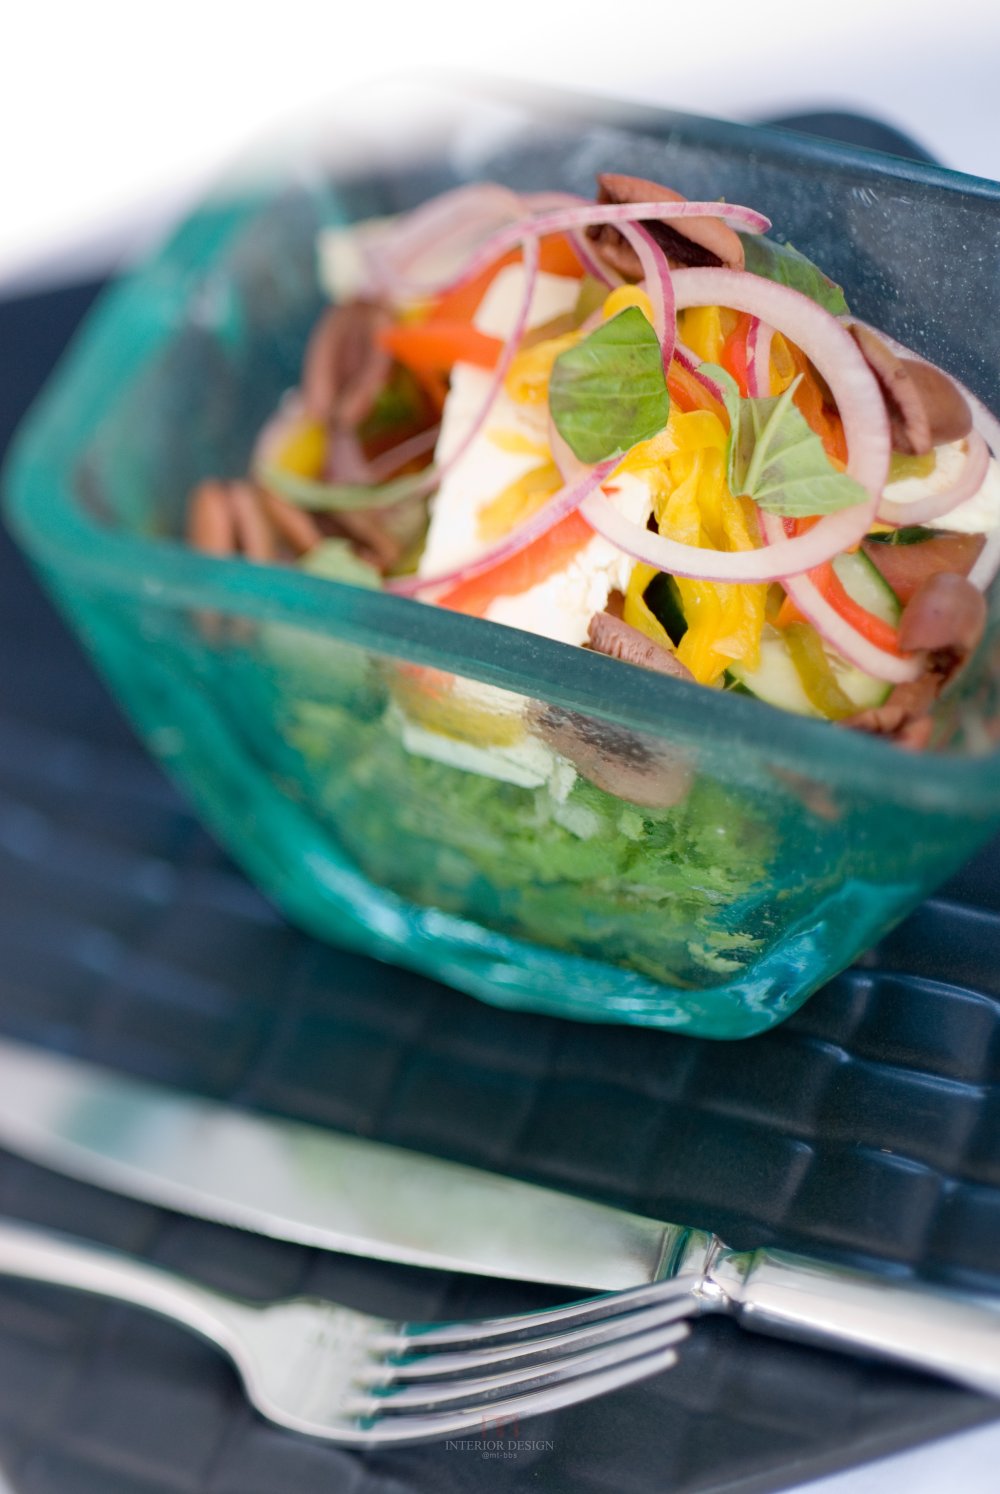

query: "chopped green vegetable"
left=704, top=363, right=868, bottom=517
left=255, top=461, right=432, bottom=513
left=739, top=234, right=850, bottom=316
left=549, top=306, right=670, bottom=464
left=279, top=687, right=775, bottom=985
left=867, top=526, right=944, bottom=546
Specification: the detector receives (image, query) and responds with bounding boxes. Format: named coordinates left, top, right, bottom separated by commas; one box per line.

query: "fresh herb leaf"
left=698, top=364, right=746, bottom=485
left=549, top=306, right=670, bottom=464
left=739, top=234, right=850, bottom=316
left=256, top=460, right=431, bottom=512
left=300, top=539, right=383, bottom=588
left=867, top=526, right=943, bottom=546
left=700, top=362, right=868, bottom=517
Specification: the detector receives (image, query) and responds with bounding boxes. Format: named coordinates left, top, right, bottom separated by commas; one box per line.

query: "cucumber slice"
left=728, top=625, right=891, bottom=716
left=644, top=572, right=688, bottom=645
left=728, top=627, right=824, bottom=717
left=832, top=550, right=901, bottom=625
left=827, top=655, right=891, bottom=710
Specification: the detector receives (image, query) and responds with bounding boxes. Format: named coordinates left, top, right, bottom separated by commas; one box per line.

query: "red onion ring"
left=399, top=199, right=770, bottom=300
left=425, top=231, right=541, bottom=497
left=745, top=318, right=774, bottom=399
left=518, top=190, right=618, bottom=285
left=582, top=269, right=891, bottom=583
left=253, top=391, right=442, bottom=509
left=673, top=344, right=729, bottom=406
left=759, top=513, right=921, bottom=684
left=365, top=424, right=441, bottom=483
left=386, top=455, right=618, bottom=598
left=877, top=428, right=991, bottom=527
left=844, top=318, right=1000, bottom=589
left=363, top=183, right=525, bottom=299
left=613, top=221, right=675, bottom=360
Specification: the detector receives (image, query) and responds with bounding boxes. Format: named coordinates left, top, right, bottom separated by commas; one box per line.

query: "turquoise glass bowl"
left=6, top=78, right=1000, bottom=1038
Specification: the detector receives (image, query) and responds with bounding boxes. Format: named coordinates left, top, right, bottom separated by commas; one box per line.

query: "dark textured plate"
left=2, top=114, right=1000, bottom=1494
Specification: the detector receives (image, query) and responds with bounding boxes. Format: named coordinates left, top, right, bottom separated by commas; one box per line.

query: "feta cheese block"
left=400, top=261, right=656, bottom=787
left=418, top=265, right=583, bottom=579
left=419, top=263, right=651, bottom=642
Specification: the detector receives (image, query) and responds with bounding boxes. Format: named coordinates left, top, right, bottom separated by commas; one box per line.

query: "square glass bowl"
left=6, top=77, right=1000, bottom=1038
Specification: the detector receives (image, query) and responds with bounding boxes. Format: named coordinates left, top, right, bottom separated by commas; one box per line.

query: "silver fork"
left=0, top=1217, right=691, bottom=1445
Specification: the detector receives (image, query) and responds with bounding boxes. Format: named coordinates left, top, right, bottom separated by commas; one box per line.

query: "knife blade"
left=7, top=1038, right=1000, bottom=1397
left=0, top=1037, right=679, bottom=1290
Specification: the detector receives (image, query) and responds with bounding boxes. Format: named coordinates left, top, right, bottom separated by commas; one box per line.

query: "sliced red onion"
left=547, top=411, right=589, bottom=486
left=583, top=269, right=891, bottom=583
left=673, top=343, right=729, bottom=406
left=428, top=231, right=541, bottom=494
left=399, top=199, right=770, bottom=300
left=580, top=487, right=874, bottom=582
left=363, top=183, right=525, bottom=300
left=745, top=318, right=774, bottom=399
left=365, top=424, right=441, bottom=483
left=386, top=455, right=618, bottom=598
left=844, top=318, right=1000, bottom=590
left=252, top=390, right=441, bottom=509
left=613, top=221, right=675, bottom=360
left=878, top=429, right=991, bottom=527
left=759, top=513, right=921, bottom=684
left=517, top=191, right=620, bottom=286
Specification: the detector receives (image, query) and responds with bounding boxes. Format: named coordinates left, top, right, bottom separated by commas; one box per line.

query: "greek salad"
left=188, top=173, right=1000, bottom=754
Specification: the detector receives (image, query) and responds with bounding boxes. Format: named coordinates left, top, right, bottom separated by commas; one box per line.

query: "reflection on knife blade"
left=0, top=1037, right=680, bottom=1290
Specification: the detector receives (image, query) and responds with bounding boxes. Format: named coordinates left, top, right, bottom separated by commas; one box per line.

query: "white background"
left=3, top=0, right=999, bottom=289
left=3, top=1, right=1000, bottom=1488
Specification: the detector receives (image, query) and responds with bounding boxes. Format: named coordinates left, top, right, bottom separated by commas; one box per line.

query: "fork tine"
left=370, top=1292, right=695, bottom=1383
left=353, top=1321, right=690, bottom=1415
left=376, top=1276, right=694, bottom=1353
left=357, top=1339, right=685, bottom=1445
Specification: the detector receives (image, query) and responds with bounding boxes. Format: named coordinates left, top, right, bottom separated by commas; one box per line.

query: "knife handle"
left=711, top=1245, right=1000, bottom=1396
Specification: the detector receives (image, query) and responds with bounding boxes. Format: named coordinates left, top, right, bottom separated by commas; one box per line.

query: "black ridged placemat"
left=3, top=116, right=1000, bottom=1494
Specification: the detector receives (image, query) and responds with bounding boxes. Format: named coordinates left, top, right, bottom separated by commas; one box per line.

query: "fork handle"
left=712, top=1246, right=1000, bottom=1396
left=0, top=1217, right=247, bottom=1352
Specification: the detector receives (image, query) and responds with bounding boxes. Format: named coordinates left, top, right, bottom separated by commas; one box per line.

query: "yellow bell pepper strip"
left=619, top=410, right=767, bottom=684
left=505, top=331, right=580, bottom=405
left=624, top=562, right=677, bottom=652
left=476, top=461, right=563, bottom=543
left=678, top=304, right=733, bottom=364
left=783, top=621, right=857, bottom=719
left=274, top=417, right=327, bottom=479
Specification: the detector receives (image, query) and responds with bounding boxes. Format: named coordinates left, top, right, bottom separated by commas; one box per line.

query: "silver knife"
left=2, top=1035, right=1000, bottom=1395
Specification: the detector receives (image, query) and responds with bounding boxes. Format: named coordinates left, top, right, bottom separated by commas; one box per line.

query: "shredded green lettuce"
left=279, top=675, right=775, bottom=985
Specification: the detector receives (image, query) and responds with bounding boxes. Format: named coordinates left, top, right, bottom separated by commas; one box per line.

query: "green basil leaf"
left=738, top=380, right=868, bottom=516
left=739, top=234, right=850, bottom=316
left=699, top=362, right=868, bottom=517
left=697, top=363, right=745, bottom=491
left=549, top=306, right=670, bottom=464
